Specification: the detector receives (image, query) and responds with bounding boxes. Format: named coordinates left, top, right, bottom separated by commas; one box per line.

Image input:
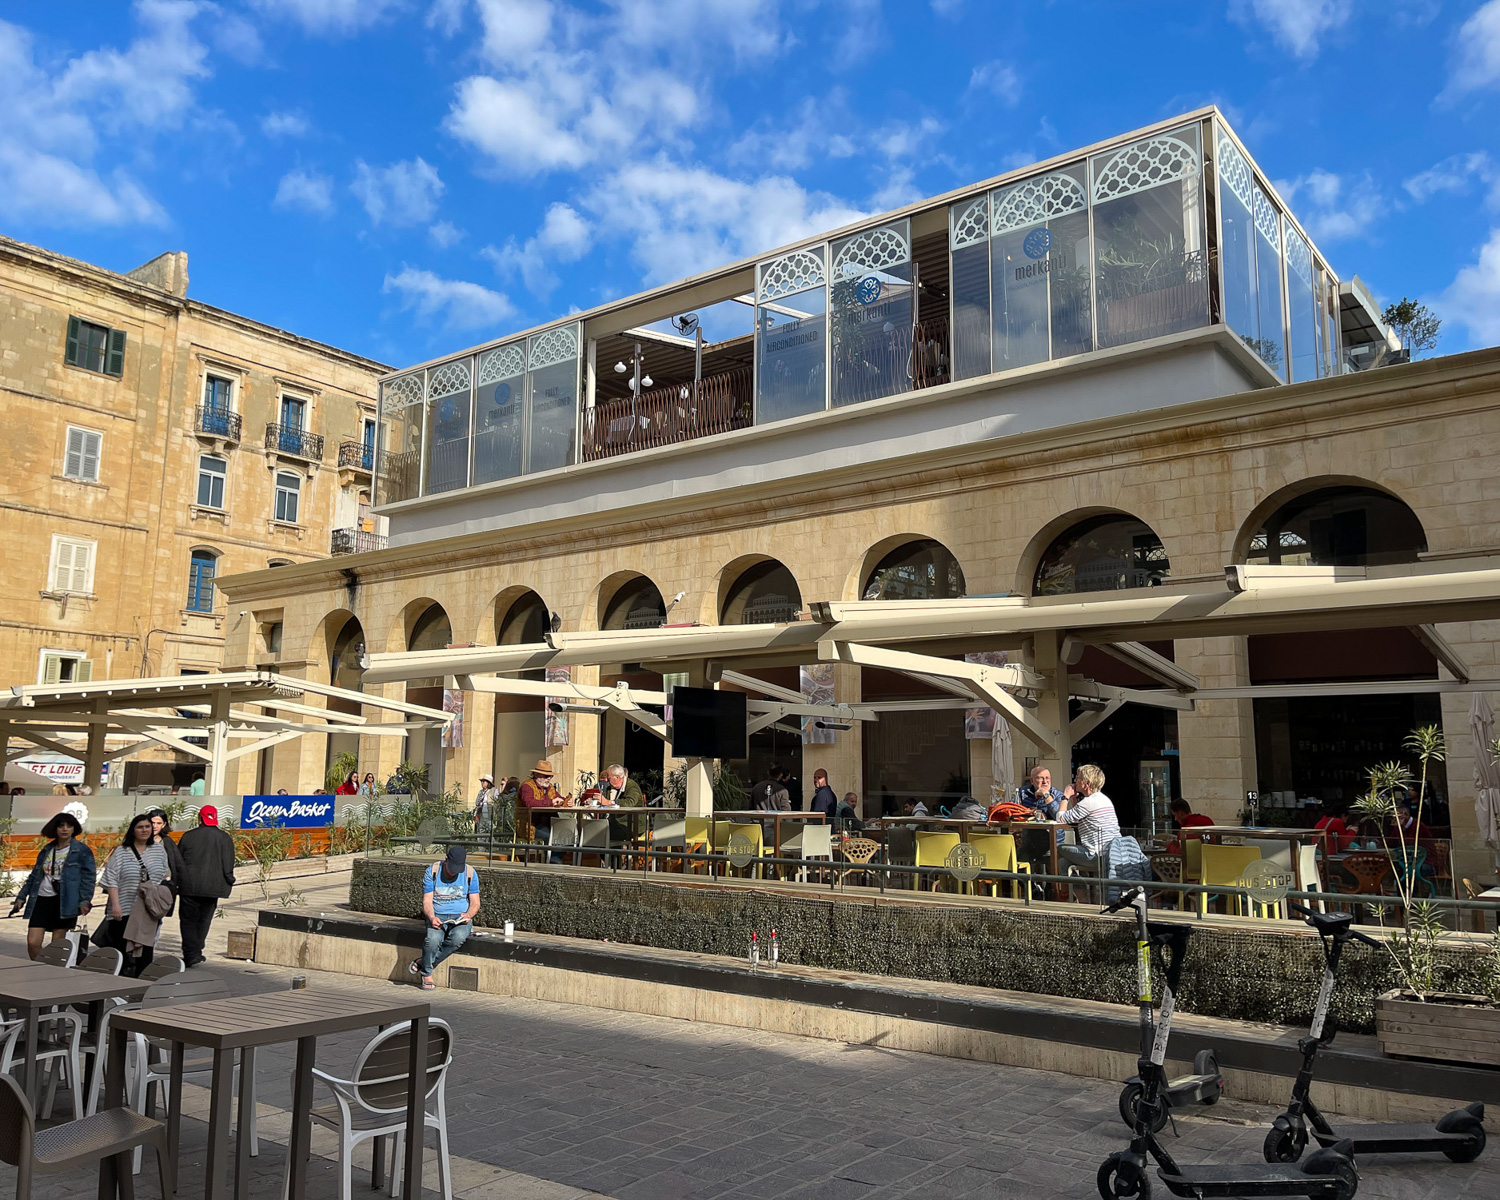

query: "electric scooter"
left=1112, top=889, right=1224, bottom=1132
left=1263, top=904, right=1486, bottom=1165
left=1097, top=889, right=1359, bottom=1200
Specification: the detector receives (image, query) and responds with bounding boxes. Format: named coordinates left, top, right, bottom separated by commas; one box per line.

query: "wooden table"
left=873, top=816, right=1069, bottom=895
left=1194, top=825, right=1316, bottom=894
left=0, top=952, right=41, bottom=969
left=0, top=964, right=151, bottom=1108
left=710, top=811, right=827, bottom=860
left=105, top=989, right=431, bottom=1200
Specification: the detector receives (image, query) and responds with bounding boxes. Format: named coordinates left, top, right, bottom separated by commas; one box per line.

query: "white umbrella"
left=1469, top=693, right=1500, bottom=864
left=4, top=762, right=54, bottom=789
left=991, top=717, right=1014, bottom=803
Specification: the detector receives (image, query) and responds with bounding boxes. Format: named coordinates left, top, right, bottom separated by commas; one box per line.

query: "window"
left=1034, top=516, right=1170, bottom=595
left=1245, top=486, right=1426, bottom=568
left=38, top=651, right=92, bottom=685
left=63, top=427, right=102, bottom=482
left=274, top=471, right=301, bottom=523
left=862, top=539, right=967, bottom=600
left=204, top=375, right=234, bottom=411
left=64, top=317, right=126, bottom=376
left=196, top=455, right=227, bottom=508
left=186, top=549, right=218, bottom=612
left=280, top=395, right=306, bottom=429
left=48, top=535, right=95, bottom=594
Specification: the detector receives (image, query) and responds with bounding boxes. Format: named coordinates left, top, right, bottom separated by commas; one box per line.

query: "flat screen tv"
left=670, top=686, right=748, bottom=760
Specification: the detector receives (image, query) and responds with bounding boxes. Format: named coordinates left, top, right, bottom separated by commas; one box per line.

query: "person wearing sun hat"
left=175, top=804, right=236, bottom=968
left=518, top=758, right=570, bottom=844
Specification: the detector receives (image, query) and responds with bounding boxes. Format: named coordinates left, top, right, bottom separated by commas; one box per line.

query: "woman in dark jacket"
left=8, top=811, right=96, bottom=959
left=144, top=806, right=187, bottom=881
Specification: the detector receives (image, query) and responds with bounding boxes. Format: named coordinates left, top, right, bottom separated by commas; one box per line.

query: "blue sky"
left=3, top=0, right=1500, bottom=368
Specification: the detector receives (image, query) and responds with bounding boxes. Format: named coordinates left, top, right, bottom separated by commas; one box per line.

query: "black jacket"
left=808, top=784, right=837, bottom=817
left=176, top=824, right=237, bottom=899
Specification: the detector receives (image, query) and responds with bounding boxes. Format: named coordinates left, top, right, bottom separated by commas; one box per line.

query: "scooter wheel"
left=1097, top=1154, right=1151, bottom=1199
left=1263, top=1124, right=1306, bottom=1164
left=1118, top=1084, right=1169, bottom=1133
left=1442, top=1120, right=1485, bottom=1163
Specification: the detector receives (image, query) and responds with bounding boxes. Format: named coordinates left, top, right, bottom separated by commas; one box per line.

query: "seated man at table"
left=601, top=763, right=639, bottom=843
left=834, top=791, right=861, bottom=830
left=410, top=844, right=480, bottom=990
left=519, top=759, right=568, bottom=842
left=1016, top=764, right=1064, bottom=819
left=1057, top=764, right=1122, bottom=898
left=1165, top=798, right=1214, bottom=854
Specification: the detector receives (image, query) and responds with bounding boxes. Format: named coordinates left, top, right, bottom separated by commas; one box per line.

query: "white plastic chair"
left=309, top=1018, right=454, bottom=1200
left=0, top=1015, right=85, bottom=1121
left=780, top=824, right=832, bottom=882
left=578, top=817, right=611, bottom=864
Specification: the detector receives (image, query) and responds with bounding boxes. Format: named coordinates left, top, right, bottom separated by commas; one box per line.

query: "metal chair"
left=0, top=1073, right=174, bottom=1200
left=310, top=1018, right=454, bottom=1200
left=833, top=837, right=881, bottom=887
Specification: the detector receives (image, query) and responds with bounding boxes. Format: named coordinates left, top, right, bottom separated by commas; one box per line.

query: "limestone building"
left=215, top=108, right=1500, bottom=881
left=0, top=234, right=388, bottom=787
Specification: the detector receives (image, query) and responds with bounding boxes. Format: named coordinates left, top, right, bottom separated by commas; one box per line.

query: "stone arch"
left=717, top=555, right=804, bottom=624
left=1233, top=476, right=1428, bottom=567
left=1029, top=510, right=1171, bottom=596
left=495, top=587, right=551, bottom=644
left=855, top=536, right=967, bottom=601
left=598, top=573, right=667, bottom=631
left=383, top=596, right=446, bottom=655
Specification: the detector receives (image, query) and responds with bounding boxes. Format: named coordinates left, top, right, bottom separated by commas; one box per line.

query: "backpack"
left=988, top=801, right=1034, bottom=823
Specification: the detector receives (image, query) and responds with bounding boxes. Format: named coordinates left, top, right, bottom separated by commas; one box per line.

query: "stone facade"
left=218, top=345, right=1500, bottom=880
left=0, top=234, right=386, bottom=774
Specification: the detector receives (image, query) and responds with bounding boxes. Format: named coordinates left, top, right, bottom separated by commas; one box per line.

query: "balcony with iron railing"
left=194, top=405, right=241, bottom=442
left=331, top=527, right=388, bottom=555
left=338, top=439, right=375, bottom=472
left=265, top=423, right=324, bottom=462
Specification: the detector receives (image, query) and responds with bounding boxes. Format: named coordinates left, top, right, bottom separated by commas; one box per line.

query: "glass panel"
left=376, top=374, right=424, bottom=505
left=1253, top=184, right=1286, bottom=379
left=1285, top=226, right=1319, bottom=384
left=1320, top=264, right=1340, bottom=378
left=1034, top=515, right=1170, bottom=595
left=1216, top=132, right=1260, bottom=354
left=424, top=358, right=472, bottom=495
left=1245, top=486, right=1426, bottom=567
left=990, top=165, right=1091, bottom=370
left=756, top=246, right=827, bottom=424
left=949, top=196, right=991, bottom=380
left=196, top=456, right=225, bottom=508
left=527, top=325, right=579, bottom=474
left=830, top=222, right=912, bottom=408
left=473, top=344, right=526, bottom=485
left=1091, top=125, right=1208, bottom=350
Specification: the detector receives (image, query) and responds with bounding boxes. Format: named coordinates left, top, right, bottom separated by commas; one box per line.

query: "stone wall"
left=349, top=857, right=1495, bottom=1034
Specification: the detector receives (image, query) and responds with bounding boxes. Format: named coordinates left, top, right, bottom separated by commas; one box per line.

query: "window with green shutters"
left=64, top=316, right=126, bottom=376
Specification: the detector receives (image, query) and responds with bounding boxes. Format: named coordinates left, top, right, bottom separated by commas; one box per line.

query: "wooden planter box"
left=1375, top=989, right=1500, bottom=1065
left=225, top=929, right=257, bottom=961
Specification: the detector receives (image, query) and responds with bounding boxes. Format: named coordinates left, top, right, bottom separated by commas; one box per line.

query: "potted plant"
left=1349, top=727, right=1500, bottom=1064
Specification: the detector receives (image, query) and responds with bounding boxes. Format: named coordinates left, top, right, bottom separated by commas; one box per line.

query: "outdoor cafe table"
left=0, top=963, right=152, bottom=1108
left=104, top=988, right=431, bottom=1200
left=708, top=810, right=827, bottom=859
left=526, top=806, right=688, bottom=862
left=872, top=816, right=1069, bottom=896
left=1193, top=825, right=1316, bottom=894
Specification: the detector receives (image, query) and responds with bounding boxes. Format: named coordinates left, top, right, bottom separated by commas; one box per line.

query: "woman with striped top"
left=100, top=813, right=172, bottom=976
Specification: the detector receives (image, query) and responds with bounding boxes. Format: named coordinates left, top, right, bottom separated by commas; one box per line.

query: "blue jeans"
left=421, top=920, right=472, bottom=976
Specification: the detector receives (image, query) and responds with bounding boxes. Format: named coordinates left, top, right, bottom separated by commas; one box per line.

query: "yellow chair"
left=682, top=816, right=712, bottom=874
left=1180, top=837, right=1204, bottom=912
left=1198, top=844, right=1263, bottom=917
left=723, top=822, right=764, bottom=879
left=912, top=831, right=961, bottom=892
left=966, top=832, right=1030, bottom=899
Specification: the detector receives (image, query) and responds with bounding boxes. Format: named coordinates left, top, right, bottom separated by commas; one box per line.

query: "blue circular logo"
left=855, top=275, right=883, bottom=305
left=1023, top=228, right=1052, bottom=259
left=496, top=381, right=511, bottom=403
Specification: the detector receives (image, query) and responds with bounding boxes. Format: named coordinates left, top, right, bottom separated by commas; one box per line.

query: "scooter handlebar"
left=1100, top=887, right=1143, bottom=914
left=1288, top=901, right=1385, bottom=948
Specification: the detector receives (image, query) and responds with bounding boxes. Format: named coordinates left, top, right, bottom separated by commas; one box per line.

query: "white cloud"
left=383, top=266, right=516, bottom=330
left=1233, top=0, right=1352, bottom=59
left=1444, top=0, right=1500, bottom=99
left=351, top=157, right=444, bottom=225
left=426, top=0, right=466, bottom=35
left=262, top=109, right=310, bottom=138
left=0, top=1, right=212, bottom=228
left=252, top=0, right=406, bottom=36
left=967, top=61, right=1021, bottom=106
left=1274, top=169, right=1381, bottom=242
left=1403, top=151, right=1500, bottom=208
left=830, top=0, right=883, bottom=69
left=428, top=220, right=464, bottom=248
left=274, top=168, right=334, bottom=213
left=211, top=10, right=264, bottom=61
left=483, top=202, right=591, bottom=296
left=1439, top=227, right=1500, bottom=347
left=930, top=0, right=964, bottom=15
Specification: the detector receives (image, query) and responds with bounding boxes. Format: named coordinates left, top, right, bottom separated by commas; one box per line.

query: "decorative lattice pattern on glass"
left=950, top=196, right=989, bottom=250
left=478, top=344, right=525, bottom=384
left=991, top=172, right=1087, bottom=236
left=1092, top=134, right=1200, bottom=204
left=381, top=373, right=424, bottom=414
left=1285, top=226, right=1313, bottom=286
left=427, top=360, right=471, bottom=400
left=529, top=324, right=578, bottom=370
left=1215, top=132, right=1253, bottom=211
left=1253, top=187, right=1281, bottom=248
left=832, top=225, right=910, bottom=278
left=758, top=248, right=826, bottom=301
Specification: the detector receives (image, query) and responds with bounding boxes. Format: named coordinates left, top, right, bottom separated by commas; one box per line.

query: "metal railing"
left=331, top=527, right=387, bottom=555
left=582, top=369, right=752, bottom=462
left=264, top=423, right=324, bottom=461
left=338, top=439, right=374, bottom=471
left=194, top=405, right=241, bottom=441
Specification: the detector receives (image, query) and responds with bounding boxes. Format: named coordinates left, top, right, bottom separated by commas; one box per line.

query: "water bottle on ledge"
left=770, top=928, right=779, bottom=969
left=749, top=930, right=759, bottom=971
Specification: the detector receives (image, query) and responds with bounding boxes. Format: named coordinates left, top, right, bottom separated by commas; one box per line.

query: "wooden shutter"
left=42, top=655, right=63, bottom=685
left=105, top=328, right=127, bottom=377
left=65, top=316, right=81, bottom=366
left=52, top=540, right=92, bottom=592
left=65, top=429, right=100, bottom=480
left=81, top=431, right=100, bottom=480
left=74, top=659, right=94, bottom=682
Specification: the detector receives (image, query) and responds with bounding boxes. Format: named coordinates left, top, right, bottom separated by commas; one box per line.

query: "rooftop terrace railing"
left=582, top=368, right=752, bottom=462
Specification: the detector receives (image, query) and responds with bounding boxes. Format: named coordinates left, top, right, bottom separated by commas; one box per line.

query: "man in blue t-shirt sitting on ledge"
left=409, top=844, right=480, bottom=990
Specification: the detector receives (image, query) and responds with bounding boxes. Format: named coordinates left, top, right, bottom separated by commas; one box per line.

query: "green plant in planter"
left=324, top=749, right=360, bottom=794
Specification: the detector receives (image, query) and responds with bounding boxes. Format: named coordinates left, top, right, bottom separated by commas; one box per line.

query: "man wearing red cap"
left=176, top=805, right=236, bottom=968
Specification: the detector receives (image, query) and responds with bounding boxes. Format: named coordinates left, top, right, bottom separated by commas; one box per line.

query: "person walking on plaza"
left=410, top=844, right=480, bottom=990
left=9, top=810, right=95, bottom=959
left=144, top=806, right=187, bottom=882
left=188, top=772, right=206, bottom=796
left=1057, top=764, right=1121, bottom=901
left=100, top=814, right=173, bottom=977
left=474, top=773, right=500, bottom=831
left=807, top=769, right=837, bottom=817
left=176, top=805, right=236, bottom=968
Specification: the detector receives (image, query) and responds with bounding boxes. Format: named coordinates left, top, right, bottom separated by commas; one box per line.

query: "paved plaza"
left=1, top=868, right=1495, bottom=1200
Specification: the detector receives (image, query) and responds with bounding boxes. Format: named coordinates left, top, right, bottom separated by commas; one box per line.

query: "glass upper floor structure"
left=374, top=109, right=1392, bottom=513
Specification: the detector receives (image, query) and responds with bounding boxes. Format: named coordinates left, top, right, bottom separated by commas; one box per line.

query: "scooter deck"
left=1158, top=1162, right=1343, bottom=1197
left=1312, top=1122, right=1473, bottom=1154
